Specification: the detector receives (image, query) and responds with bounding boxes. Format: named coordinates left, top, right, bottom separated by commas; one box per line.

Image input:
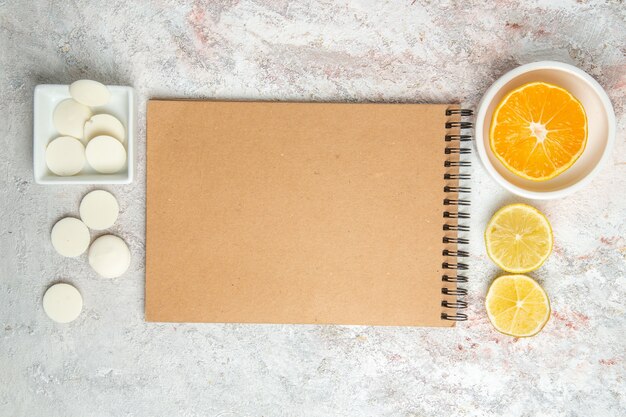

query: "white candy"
left=85, top=135, right=127, bottom=174
left=88, top=235, right=131, bottom=278
left=43, top=283, right=83, bottom=323
left=50, top=217, right=91, bottom=257
left=53, top=99, right=92, bottom=139
left=80, top=190, right=119, bottom=230
left=84, top=114, right=126, bottom=143
left=69, top=80, right=111, bottom=107
left=45, top=136, right=85, bottom=176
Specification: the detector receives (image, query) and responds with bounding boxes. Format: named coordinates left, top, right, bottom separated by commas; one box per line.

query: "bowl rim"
left=475, top=60, right=616, bottom=200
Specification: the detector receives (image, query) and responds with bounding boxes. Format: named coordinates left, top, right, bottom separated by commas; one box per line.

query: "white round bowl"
left=475, top=61, right=616, bottom=199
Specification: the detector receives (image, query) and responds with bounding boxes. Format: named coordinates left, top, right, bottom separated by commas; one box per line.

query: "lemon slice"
left=485, top=274, right=550, bottom=337
left=485, top=203, right=553, bottom=273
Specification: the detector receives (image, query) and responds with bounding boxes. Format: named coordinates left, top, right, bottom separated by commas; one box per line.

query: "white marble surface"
left=1, top=1, right=625, bottom=416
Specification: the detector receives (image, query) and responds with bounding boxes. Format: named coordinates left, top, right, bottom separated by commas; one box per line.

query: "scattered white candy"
left=43, top=283, right=83, bottom=323
left=84, top=114, right=126, bottom=143
left=69, top=80, right=111, bottom=107
left=85, top=135, right=127, bottom=174
left=88, top=235, right=131, bottom=278
left=45, top=136, right=85, bottom=176
left=79, top=190, right=119, bottom=230
left=53, top=99, right=92, bottom=139
left=50, top=217, right=91, bottom=257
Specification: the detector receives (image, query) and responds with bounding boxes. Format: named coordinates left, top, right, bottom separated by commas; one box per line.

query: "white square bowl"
left=33, top=84, right=135, bottom=184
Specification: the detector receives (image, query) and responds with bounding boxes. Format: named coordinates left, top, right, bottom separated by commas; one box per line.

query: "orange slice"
left=490, top=81, right=587, bottom=181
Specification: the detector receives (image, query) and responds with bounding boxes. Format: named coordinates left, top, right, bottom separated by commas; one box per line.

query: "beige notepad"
left=146, top=101, right=469, bottom=326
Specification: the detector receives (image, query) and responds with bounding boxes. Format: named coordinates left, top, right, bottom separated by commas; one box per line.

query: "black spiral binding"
left=441, top=108, right=473, bottom=322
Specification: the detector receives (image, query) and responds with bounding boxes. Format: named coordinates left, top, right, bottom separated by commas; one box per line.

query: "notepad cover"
left=146, top=101, right=460, bottom=326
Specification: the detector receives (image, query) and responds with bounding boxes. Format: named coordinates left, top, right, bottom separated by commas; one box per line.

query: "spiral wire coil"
left=441, top=108, right=473, bottom=322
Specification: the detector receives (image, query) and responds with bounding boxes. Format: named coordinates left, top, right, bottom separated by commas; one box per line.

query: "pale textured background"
left=1, top=1, right=625, bottom=416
